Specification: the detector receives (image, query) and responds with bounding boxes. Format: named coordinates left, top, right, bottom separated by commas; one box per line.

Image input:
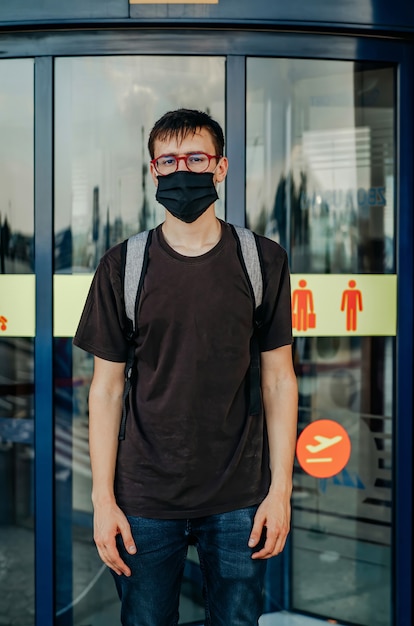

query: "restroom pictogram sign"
left=290, top=274, right=396, bottom=336
left=341, top=280, right=363, bottom=331
left=292, top=279, right=316, bottom=331
left=296, top=419, right=351, bottom=478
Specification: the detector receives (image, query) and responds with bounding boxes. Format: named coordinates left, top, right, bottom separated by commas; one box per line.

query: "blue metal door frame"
left=393, top=45, right=414, bottom=626
left=34, top=55, right=55, bottom=626
left=5, top=27, right=407, bottom=626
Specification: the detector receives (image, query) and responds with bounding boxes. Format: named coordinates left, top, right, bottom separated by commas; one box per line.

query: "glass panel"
left=246, top=60, right=394, bottom=275
left=54, top=55, right=225, bottom=625
left=55, top=56, right=225, bottom=274
left=247, top=59, right=395, bottom=626
left=0, top=59, right=35, bottom=625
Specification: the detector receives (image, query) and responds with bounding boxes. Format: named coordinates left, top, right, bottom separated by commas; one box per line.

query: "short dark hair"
left=148, top=108, right=224, bottom=158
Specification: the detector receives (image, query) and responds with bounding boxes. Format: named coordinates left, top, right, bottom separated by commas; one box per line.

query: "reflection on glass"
left=0, top=59, right=34, bottom=626
left=247, top=59, right=395, bottom=626
left=0, top=61, right=34, bottom=273
left=291, top=335, right=393, bottom=626
left=54, top=56, right=225, bottom=625
left=55, top=56, right=225, bottom=274
left=246, top=60, right=394, bottom=274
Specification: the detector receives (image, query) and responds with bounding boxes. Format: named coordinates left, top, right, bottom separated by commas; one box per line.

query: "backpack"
left=119, top=225, right=264, bottom=440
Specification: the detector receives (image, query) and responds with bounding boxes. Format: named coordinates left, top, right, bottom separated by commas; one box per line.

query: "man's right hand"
left=93, top=501, right=137, bottom=576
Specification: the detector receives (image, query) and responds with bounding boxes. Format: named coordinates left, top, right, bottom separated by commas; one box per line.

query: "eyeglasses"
left=151, top=152, right=221, bottom=176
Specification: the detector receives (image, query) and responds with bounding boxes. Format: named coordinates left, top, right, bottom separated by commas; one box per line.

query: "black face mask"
left=155, top=171, right=219, bottom=223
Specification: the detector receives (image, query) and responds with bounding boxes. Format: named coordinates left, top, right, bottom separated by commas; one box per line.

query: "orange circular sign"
left=296, top=419, right=351, bottom=478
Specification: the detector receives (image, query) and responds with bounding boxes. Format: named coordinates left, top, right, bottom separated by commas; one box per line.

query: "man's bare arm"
left=89, top=356, right=137, bottom=576
left=249, top=344, right=298, bottom=559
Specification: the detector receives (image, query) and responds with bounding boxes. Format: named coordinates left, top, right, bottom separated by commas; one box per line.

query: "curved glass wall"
left=0, top=43, right=405, bottom=626
left=0, top=59, right=35, bottom=626
left=246, top=59, right=395, bottom=626
left=54, top=55, right=225, bottom=625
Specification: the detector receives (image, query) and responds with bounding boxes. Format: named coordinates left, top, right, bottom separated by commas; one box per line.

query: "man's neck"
left=162, top=207, right=222, bottom=257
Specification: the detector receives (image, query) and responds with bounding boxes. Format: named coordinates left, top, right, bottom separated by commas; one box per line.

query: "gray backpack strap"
left=124, top=230, right=151, bottom=334
left=120, top=229, right=152, bottom=441
left=233, top=225, right=263, bottom=309
left=231, top=224, right=264, bottom=417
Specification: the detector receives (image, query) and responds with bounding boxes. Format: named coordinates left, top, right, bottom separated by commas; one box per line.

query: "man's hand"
left=250, top=344, right=297, bottom=560
left=248, top=491, right=291, bottom=559
left=93, top=501, right=137, bottom=576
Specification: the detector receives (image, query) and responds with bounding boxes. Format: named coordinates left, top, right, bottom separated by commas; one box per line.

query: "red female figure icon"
left=341, top=279, right=363, bottom=331
left=292, top=279, right=316, bottom=331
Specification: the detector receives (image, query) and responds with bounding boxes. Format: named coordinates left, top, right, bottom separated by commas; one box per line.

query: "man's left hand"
left=248, top=492, right=291, bottom=559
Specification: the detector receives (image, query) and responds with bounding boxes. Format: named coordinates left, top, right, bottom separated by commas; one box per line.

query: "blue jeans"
left=112, top=505, right=266, bottom=626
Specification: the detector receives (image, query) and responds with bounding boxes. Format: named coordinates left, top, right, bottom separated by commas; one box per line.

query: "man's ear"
left=150, top=162, right=159, bottom=186
left=214, top=156, right=228, bottom=183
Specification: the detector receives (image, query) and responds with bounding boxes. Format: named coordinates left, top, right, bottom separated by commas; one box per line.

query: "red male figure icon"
left=292, top=279, right=316, bottom=331
left=341, top=279, right=363, bottom=331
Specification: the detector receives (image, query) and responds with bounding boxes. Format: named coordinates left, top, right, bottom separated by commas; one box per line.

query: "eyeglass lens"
left=155, top=153, right=212, bottom=175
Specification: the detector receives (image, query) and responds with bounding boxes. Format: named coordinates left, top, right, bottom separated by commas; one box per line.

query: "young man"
left=74, top=108, right=298, bottom=626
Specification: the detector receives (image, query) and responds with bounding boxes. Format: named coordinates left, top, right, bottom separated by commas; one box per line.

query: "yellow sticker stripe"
left=0, top=275, right=35, bottom=337
left=0, top=274, right=397, bottom=338
left=53, top=275, right=94, bottom=338
left=291, top=274, right=397, bottom=337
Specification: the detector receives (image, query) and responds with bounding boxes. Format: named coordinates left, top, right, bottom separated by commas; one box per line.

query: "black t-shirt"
left=74, top=221, right=292, bottom=518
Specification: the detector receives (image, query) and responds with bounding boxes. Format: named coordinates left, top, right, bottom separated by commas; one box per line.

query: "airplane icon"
left=296, top=420, right=351, bottom=477
left=305, top=435, right=343, bottom=454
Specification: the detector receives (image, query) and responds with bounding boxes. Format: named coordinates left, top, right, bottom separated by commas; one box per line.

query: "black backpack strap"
left=250, top=231, right=266, bottom=416
left=119, top=229, right=153, bottom=441
left=230, top=224, right=265, bottom=417
left=119, top=340, right=137, bottom=441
